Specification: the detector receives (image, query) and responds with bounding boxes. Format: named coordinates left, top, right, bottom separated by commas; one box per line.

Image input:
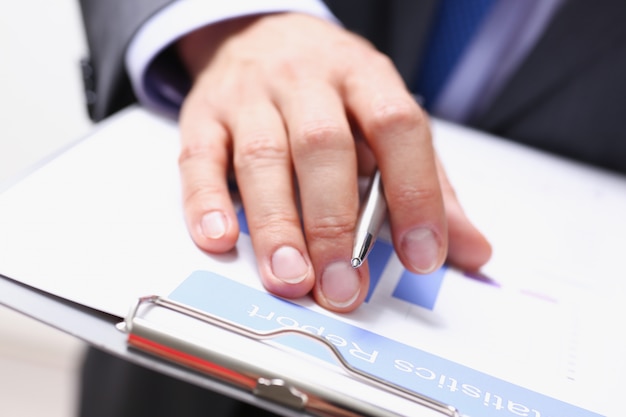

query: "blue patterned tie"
left=415, top=0, right=498, bottom=109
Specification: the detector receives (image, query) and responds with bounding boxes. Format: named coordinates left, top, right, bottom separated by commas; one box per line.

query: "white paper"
left=1, top=106, right=624, bottom=416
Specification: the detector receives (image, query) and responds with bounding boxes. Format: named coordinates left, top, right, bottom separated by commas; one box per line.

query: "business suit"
left=328, top=0, right=626, bottom=174
left=77, top=1, right=626, bottom=416
left=80, top=0, right=626, bottom=173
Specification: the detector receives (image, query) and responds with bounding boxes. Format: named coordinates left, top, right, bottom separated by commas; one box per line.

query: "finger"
left=355, top=138, right=377, bottom=176
left=230, top=94, right=315, bottom=298
left=276, top=81, right=367, bottom=312
left=436, top=157, right=492, bottom=271
left=178, top=95, right=240, bottom=253
left=344, top=53, right=448, bottom=274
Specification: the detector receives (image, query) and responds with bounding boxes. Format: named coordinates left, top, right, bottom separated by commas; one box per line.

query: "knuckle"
left=388, top=183, right=440, bottom=210
left=369, top=51, right=395, bottom=70
left=306, top=213, right=354, bottom=241
left=178, top=123, right=228, bottom=169
left=274, top=57, right=307, bottom=83
left=181, top=181, right=222, bottom=208
left=253, top=211, right=300, bottom=236
left=178, top=143, right=212, bottom=167
left=295, top=121, right=345, bottom=154
left=367, top=97, right=425, bottom=137
left=234, top=134, right=288, bottom=170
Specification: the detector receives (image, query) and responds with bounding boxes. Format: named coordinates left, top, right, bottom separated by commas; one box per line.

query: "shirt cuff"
left=126, top=0, right=337, bottom=117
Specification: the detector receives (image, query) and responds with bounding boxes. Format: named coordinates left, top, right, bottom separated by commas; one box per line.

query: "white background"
left=0, top=1, right=92, bottom=416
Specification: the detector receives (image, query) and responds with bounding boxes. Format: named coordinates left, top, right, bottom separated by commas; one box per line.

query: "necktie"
left=415, top=0, right=498, bottom=109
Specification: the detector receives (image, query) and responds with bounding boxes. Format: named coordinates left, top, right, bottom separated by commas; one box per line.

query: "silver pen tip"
left=351, top=258, right=362, bottom=268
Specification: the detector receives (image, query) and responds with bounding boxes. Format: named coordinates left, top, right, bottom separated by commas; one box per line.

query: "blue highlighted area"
left=170, top=271, right=602, bottom=417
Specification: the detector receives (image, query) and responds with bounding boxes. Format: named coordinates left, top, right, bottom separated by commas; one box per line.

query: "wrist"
left=177, top=14, right=263, bottom=80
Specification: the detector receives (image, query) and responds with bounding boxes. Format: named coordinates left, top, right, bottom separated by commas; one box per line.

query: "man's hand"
left=176, top=12, right=491, bottom=312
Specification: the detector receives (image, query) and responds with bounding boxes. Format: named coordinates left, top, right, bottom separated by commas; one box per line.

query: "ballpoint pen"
left=351, top=169, right=387, bottom=268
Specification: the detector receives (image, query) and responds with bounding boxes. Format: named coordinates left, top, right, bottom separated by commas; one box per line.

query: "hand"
left=176, top=13, right=491, bottom=312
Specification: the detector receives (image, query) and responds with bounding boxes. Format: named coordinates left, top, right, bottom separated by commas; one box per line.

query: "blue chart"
left=237, top=209, right=446, bottom=310
left=171, top=271, right=602, bottom=417
left=366, top=240, right=447, bottom=310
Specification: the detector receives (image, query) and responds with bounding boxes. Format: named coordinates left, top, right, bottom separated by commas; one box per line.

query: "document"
left=0, top=107, right=624, bottom=416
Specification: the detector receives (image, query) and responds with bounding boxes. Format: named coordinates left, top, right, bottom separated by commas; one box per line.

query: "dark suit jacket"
left=79, top=0, right=626, bottom=173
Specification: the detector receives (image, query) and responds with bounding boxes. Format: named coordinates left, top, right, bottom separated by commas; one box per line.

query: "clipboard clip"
left=121, top=295, right=460, bottom=417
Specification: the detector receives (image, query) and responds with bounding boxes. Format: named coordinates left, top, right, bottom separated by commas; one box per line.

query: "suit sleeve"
left=79, top=0, right=174, bottom=121
left=78, top=0, right=335, bottom=121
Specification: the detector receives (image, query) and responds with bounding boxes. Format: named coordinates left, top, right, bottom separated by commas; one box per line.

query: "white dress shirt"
left=126, top=0, right=565, bottom=122
left=125, top=0, right=336, bottom=116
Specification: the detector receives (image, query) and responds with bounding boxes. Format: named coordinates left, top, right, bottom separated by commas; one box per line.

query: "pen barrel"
left=353, top=170, right=387, bottom=262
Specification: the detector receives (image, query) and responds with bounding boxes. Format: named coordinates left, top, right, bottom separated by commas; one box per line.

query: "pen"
left=351, top=169, right=387, bottom=268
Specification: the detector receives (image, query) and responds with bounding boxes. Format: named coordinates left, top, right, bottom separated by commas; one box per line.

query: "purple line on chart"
left=463, top=270, right=501, bottom=287
left=462, top=269, right=558, bottom=304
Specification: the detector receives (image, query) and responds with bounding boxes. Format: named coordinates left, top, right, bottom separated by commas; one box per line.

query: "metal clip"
left=124, top=295, right=460, bottom=417
left=254, top=378, right=308, bottom=410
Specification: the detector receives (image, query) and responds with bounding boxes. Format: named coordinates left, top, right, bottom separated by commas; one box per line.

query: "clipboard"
left=122, top=294, right=460, bottom=417
left=0, top=274, right=457, bottom=417
left=0, top=106, right=459, bottom=416
left=1, top=106, right=624, bottom=417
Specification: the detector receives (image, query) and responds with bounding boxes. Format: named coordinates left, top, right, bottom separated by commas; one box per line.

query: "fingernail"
left=270, top=246, right=309, bottom=284
left=321, top=261, right=361, bottom=308
left=200, top=211, right=227, bottom=239
left=401, top=227, right=440, bottom=274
